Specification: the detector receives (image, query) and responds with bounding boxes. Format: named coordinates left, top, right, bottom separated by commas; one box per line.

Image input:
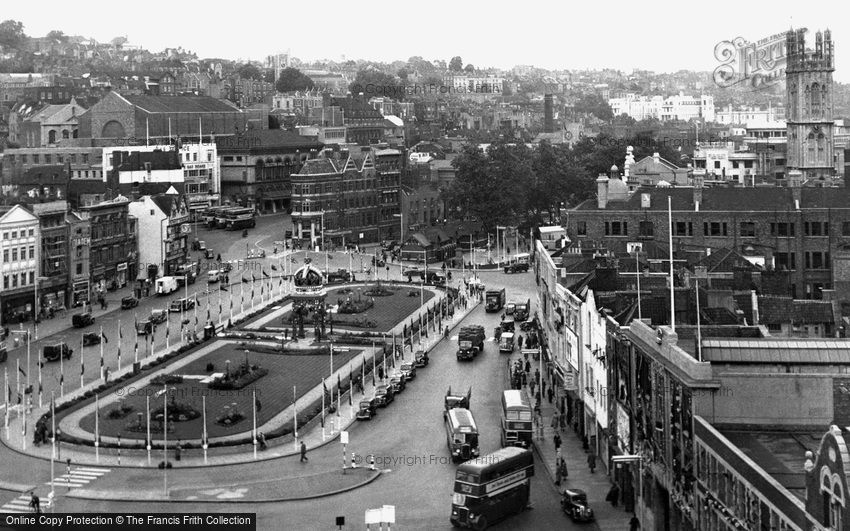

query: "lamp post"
left=33, top=276, right=47, bottom=340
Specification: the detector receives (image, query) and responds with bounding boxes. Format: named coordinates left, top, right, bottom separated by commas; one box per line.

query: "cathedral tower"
left=785, top=28, right=836, bottom=185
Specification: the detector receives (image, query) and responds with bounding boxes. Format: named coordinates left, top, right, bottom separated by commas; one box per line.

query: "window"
left=639, top=220, right=654, bottom=237
left=2, top=249, right=7, bottom=262
left=805, top=222, right=829, bottom=236
left=28, top=229, right=34, bottom=237
left=2, top=276, right=6, bottom=289
left=771, top=222, right=795, bottom=237
left=28, top=272, right=33, bottom=284
left=805, top=252, right=830, bottom=270
left=704, top=222, right=728, bottom=236
left=740, top=222, right=756, bottom=237
left=714, top=161, right=721, bottom=169
left=11, top=274, right=17, bottom=287
left=29, top=245, right=34, bottom=259
left=605, top=221, right=627, bottom=236
left=11, top=248, right=17, bottom=261
left=775, top=252, right=796, bottom=270
left=744, top=160, right=753, bottom=168
left=673, top=221, right=693, bottom=236
left=1, top=232, right=6, bottom=240
left=11, top=231, right=17, bottom=239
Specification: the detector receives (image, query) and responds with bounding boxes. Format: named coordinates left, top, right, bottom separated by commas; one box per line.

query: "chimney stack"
left=789, top=169, right=802, bottom=209
left=693, top=173, right=704, bottom=210
left=596, top=174, right=609, bottom=209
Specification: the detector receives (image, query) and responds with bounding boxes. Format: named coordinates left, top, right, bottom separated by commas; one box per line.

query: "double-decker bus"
left=202, top=206, right=229, bottom=228
left=215, top=206, right=240, bottom=229
left=445, top=408, right=480, bottom=462
left=223, top=207, right=256, bottom=230
left=450, top=446, right=534, bottom=529
left=500, top=390, right=532, bottom=448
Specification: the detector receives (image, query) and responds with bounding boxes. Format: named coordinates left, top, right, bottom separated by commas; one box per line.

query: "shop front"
left=1, top=289, right=35, bottom=325
left=116, top=262, right=128, bottom=288
left=40, top=287, right=67, bottom=317
left=72, top=280, right=90, bottom=308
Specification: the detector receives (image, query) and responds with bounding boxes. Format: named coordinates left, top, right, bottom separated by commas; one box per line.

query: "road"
left=1, top=221, right=594, bottom=529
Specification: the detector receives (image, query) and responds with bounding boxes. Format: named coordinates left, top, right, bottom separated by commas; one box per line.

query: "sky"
left=3, top=0, right=846, bottom=82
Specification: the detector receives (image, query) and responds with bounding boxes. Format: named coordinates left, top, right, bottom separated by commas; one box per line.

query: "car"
left=414, top=350, right=429, bottom=367
left=399, top=362, right=416, bottom=381
left=504, top=263, right=529, bottom=274
left=403, top=268, right=424, bottom=281
left=561, top=489, right=595, bottom=522
left=82, top=332, right=102, bottom=346
left=198, top=240, right=207, bottom=251
left=356, top=398, right=379, bottom=420
left=326, top=269, right=351, bottom=284
left=208, top=270, right=221, bottom=283
left=204, top=249, right=215, bottom=260
left=120, top=296, right=139, bottom=309
left=388, top=374, right=406, bottom=394
left=150, top=309, right=168, bottom=325
left=72, top=312, right=95, bottom=328
left=421, top=271, right=446, bottom=286
left=169, top=297, right=196, bottom=313
left=135, top=319, right=153, bottom=335
left=374, top=385, right=395, bottom=407
left=43, top=343, right=73, bottom=362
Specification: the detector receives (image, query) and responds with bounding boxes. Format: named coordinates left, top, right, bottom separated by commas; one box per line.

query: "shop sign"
left=617, top=404, right=631, bottom=451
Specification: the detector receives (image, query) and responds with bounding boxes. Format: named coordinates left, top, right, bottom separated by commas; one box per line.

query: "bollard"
left=369, top=454, right=376, bottom=471
left=351, top=452, right=357, bottom=469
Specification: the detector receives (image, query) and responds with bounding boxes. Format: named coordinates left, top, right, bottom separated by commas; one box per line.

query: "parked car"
left=356, top=398, right=379, bottom=420
left=561, top=489, right=595, bottom=522
left=204, top=249, right=215, bottom=260
left=150, top=309, right=168, bottom=325
left=43, top=343, right=73, bottom=362
left=169, top=297, right=196, bottom=313
left=120, top=296, right=139, bottom=309
left=136, top=319, right=153, bottom=335
left=388, top=373, right=406, bottom=394
left=82, top=332, right=102, bottom=346
left=399, top=362, right=417, bottom=381
left=374, top=385, right=395, bottom=407
left=0, top=341, right=7, bottom=363
left=504, top=262, right=529, bottom=274
left=72, top=312, right=95, bottom=328
left=414, top=350, right=429, bottom=367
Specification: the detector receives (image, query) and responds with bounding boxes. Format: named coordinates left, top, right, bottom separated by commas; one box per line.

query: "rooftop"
left=122, top=94, right=242, bottom=114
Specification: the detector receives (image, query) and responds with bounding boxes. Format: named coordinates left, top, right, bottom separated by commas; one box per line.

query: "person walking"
left=606, top=483, right=620, bottom=507
left=587, top=451, right=596, bottom=473
left=559, top=457, right=568, bottom=480
left=524, top=360, right=531, bottom=374
left=629, top=515, right=641, bottom=531
left=29, top=492, right=40, bottom=513
left=518, top=335, right=524, bottom=349
left=300, top=442, right=308, bottom=462
left=547, top=386, right=554, bottom=404
left=554, top=457, right=563, bottom=486
left=554, top=433, right=562, bottom=454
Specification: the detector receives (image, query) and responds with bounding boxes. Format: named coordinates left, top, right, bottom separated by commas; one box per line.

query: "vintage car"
left=247, top=249, right=266, bottom=259
left=135, top=319, right=153, bottom=336
left=204, top=248, right=215, bottom=260
left=82, top=332, right=102, bottom=346
left=562, top=489, right=595, bottom=522
left=504, top=262, right=529, bottom=274
left=388, top=373, right=406, bottom=394
left=43, top=343, right=73, bottom=362
left=399, top=362, right=416, bottom=381
left=120, top=296, right=140, bottom=309
left=169, top=297, right=196, bottom=313
left=444, top=386, right=472, bottom=418
left=374, top=384, right=395, bottom=407
left=72, top=312, right=95, bottom=328
left=414, top=350, right=429, bottom=367
left=356, top=398, right=379, bottom=420
left=150, top=309, right=168, bottom=325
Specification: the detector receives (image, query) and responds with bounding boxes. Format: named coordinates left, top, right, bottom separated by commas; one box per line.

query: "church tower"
left=785, top=28, right=836, bottom=185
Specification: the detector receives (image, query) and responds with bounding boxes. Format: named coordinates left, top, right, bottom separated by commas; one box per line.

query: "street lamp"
left=33, top=276, right=47, bottom=339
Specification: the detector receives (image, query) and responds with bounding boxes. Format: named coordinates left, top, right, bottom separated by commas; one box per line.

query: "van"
left=208, top=270, right=221, bottom=284
left=155, top=276, right=178, bottom=295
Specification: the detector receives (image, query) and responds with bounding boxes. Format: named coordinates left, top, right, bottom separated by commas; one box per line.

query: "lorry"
left=485, top=288, right=506, bottom=313
left=457, top=325, right=486, bottom=361
left=155, top=276, right=179, bottom=295
left=444, top=386, right=472, bottom=418
left=499, top=332, right=515, bottom=353
left=514, top=298, right=531, bottom=321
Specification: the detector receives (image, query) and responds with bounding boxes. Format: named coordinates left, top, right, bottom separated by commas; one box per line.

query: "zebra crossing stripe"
left=69, top=471, right=102, bottom=477
left=76, top=467, right=110, bottom=474
left=47, top=482, right=86, bottom=488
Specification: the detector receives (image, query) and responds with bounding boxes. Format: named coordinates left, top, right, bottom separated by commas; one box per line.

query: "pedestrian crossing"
left=0, top=467, right=110, bottom=513
left=451, top=335, right=498, bottom=342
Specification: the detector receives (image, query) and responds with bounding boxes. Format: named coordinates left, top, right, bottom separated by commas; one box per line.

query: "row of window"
left=6, top=152, right=92, bottom=165
left=293, top=180, right=385, bottom=195
left=3, top=271, right=35, bottom=289
left=584, top=220, right=850, bottom=238
left=2, top=246, right=36, bottom=263
left=2, top=229, right=36, bottom=240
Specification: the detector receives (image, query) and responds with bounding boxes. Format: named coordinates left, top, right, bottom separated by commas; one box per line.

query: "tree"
left=46, top=30, right=68, bottom=43
left=237, top=63, right=264, bottom=81
left=574, top=93, right=614, bottom=122
left=275, top=67, right=315, bottom=93
left=0, top=20, right=26, bottom=49
left=397, top=68, right=409, bottom=81
left=449, top=56, right=463, bottom=72
left=463, top=64, right=475, bottom=73
left=349, top=70, right=403, bottom=100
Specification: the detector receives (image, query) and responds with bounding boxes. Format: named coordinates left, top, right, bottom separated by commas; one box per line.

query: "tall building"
left=0, top=205, right=40, bottom=327
left=785, top=28, right=836, bottom=184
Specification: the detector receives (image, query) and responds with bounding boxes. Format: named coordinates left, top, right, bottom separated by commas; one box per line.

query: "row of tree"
left=444, top=135, right=683, bottom=232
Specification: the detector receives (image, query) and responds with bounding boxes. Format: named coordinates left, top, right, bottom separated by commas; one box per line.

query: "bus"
left=445, top=408, right=480, bottom=462
left=450, top=446, right=534, bottom=529
left=215, top=206, right=240, bottom=229
left=500, top=390, right=533, bottom=448
left=224, top=207, right=257, bottom=231
left=202, top=206, right=230, bottom=228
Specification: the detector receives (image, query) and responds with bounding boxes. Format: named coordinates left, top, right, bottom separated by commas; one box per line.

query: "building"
left=623, top=148, right=690, bottom=189
left=566, top=172, right=850, bottom=301
left=67, top=211, right=91, bottom=308
left=18, top=97, right=86, bottom=147
left=128, top=194, right=189, bottom=281
left=77, top=196, right=137, bottom=293
left=442, top=74, right=504, bottom=96
left=714, top=104, right=784, bottom=125
left=291, top=146, right=401, bottom=247
left=786, top=28, right=837, bottom=185
left=113, top=149, right=183, bottom=198
left=0, top=205, right=40, bottom=326
left=272, top=90, right=326, bottom=115
left=30, top=201, right=70, bottom=313
left=608, top=92, right=715, bottom=122
left=77, top=92, right=254, bottom=141
left=331, top=97, right=387, bottom=146
left=216, top=129, right=322, bottom=213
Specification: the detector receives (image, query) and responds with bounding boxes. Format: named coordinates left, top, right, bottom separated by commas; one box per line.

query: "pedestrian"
left=559, top=457, right=568, bottom=480
left=554, top=432, right=562, bottom=452
left=554, top=457, right=563, bottom=486
left=29, top=492, right=40, bottom=513
left=606, top=483, right=620, bottom=507
left=517, top=335, right=523, bottom=349
left=378, top=366, right=384, bottom=380
left=525, top=360, right=531, bottom=373
left=587, top=451, right=596, bottom=473
left=535, top=390, right=542, bottom=405
left=175, top=440, right=182, bottom=461
left=300, top=441, right=308, bottom=462
left=629, top=515, right=641, bottom=531
left=548, top=386, right=554, bottom=404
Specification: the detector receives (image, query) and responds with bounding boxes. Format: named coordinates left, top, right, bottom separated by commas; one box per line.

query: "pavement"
left=0, top=282, right=480, bottom=503
left=506, top=349, right=637, bottom=530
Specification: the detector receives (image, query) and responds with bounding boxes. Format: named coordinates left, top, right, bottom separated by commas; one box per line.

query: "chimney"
left=653, top=152, right=660, bottom=164
left=751, top=290, right=759, bottom=325
left=596, top=174, right=609, bottom=209
left=789, top=169, right=802, bottom=209
left=693, top=173, right=703, bottom=210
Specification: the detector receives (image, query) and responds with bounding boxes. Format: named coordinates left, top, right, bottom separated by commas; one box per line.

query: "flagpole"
left=4, top=367, right=8, bottom=439
left=371, top=342, right=376, bottom=386
left=292, top=385, right=298, bottom=451
left=50, top=393, right=55, bottom=501
left=59, top=341, right=64, bottom=397
left=321, top=377, right=326, bottom=441
left=37, top=344, right=42, bottom=409
left=134, top=312, right=139, bottom=365
left=16, top=358, right=20, bottom=415
left=166, top=310, right=170, bottom=350
left=361, top=355, right=365, bottom=397
left=94, top=393, right=100, bottom=463
left=348, top=360, right=353, bottom=420
left=163, top=384, right=168, bottom=495
left=99, top=325, right=105, bottom=382
left=668, top=195, right=675, bottom=331
left=117, top=320, right=122, bottom=372
left=252, top=389, right=258, bottom=460
left=25, top=330, right=30, bottom=411
left=146, top=395, right=151, bottom=466
left=202, top=395, right=208, bottom=464
left=80, top=333, right=84, bottom=389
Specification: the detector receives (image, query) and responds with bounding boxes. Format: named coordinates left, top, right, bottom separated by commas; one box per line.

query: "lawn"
left=78, top=343, right=362, bottom=441
left=279, top=284, right=435, bottom=333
